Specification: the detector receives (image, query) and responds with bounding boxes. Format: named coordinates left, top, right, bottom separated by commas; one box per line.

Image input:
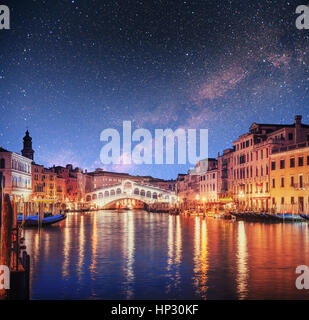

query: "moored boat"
left=300, top=214, right=309, bottom=221
left=17, top=213, right=66, bottom=227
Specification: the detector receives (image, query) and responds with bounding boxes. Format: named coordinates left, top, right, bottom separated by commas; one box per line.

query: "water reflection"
left=62, top=216, right=70, bottom=278
left=122, top=211, right=135, bottom=299
left=166, top=215, right=182, bottom=294
left=77, top=215, right=85, bottom=281
left=24, top=211, right=309, bottom=300
left=236, top=222, right=248, bottom=300
left=193, top=217, right=209, bottom=299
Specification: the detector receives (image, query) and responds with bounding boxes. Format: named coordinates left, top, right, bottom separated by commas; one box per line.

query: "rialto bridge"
left=85, top=179, right=177, bottom=209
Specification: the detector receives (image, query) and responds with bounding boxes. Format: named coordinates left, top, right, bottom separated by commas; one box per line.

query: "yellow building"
left=270, top=142, right=309, bottom=214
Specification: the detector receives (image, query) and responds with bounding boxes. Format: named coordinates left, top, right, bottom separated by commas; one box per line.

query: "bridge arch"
left=84, top=178, right=177, bottom=209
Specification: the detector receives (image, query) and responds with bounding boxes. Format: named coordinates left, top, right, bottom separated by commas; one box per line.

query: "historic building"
left=270, top=142, right=309, bottom=214
left=0, top=146, right=32, bottom=203
left=199, top=165, right=219, bottom=204
left=232, top=115, right=309, bottom=211
left=217, top=148, right=234, bottom=203
left=175, top=115, right=309, bottom=212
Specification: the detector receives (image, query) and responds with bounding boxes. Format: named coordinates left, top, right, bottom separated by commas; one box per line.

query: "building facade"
left=270, top=142, right=309, bottom=214
left=0, top=147, right=32, bottom=203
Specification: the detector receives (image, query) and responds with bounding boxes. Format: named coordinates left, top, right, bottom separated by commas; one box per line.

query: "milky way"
left=1, top=0, right=309, bottom=179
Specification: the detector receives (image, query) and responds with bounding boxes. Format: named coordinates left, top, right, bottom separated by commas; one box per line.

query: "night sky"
left=1, top=0, right=309, bottom=179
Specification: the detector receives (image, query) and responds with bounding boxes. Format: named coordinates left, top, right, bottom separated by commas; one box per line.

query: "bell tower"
left=21, top=130, right=34, bottom=160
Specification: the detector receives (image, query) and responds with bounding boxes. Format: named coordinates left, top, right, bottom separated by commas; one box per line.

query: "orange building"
left=232, top=115, right=309, bottom=211
left=270, top=142, right=309, bottom=214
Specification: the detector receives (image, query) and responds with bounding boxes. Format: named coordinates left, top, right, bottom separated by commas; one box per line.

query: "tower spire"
left=21, top=130, right=34, bottom=160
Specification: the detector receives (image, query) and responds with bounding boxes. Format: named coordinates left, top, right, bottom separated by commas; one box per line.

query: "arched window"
left=134, top=188, right=139, bottom=195
left=140, top=190, right=145, bottom=197
left=98, top=193, right=103, bottom=199
left=116, top=188, right=121, bottom=194
left=92, top=194, right=97, bottom=200
left=104, top=191, right=110, bottom=197
left=152, top=192, right=157, bottom=199
left=110, top=190, right=115, bottom=196
left=0, top=159, right=5, bottom=169
left=146, top=191, right=151, bottom=198
left=86, top=195, right=91, bottom=202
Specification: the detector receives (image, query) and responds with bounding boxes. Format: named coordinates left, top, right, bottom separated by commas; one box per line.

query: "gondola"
left=17, top=213, right=66, bottom=227
left=300, top=214, right=309, bottom=221
left=266, top=213, right=305, bottom=222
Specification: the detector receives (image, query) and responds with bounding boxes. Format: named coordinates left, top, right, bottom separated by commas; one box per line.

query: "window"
left=0, top=159, right=5, bottom=169
left=307, top=155, right=309, bottom=165
left=271, top=161, right=276, bottom=171
left=281, top=177, right=285, bottom=188
left=261, top=150, right=263, bottom=160
left=272, top=179, right=276, bottom=188
left=291, top=197, right=295, bottom=205
left=299, top=175, right=303, bottom=188
left=256, top=151, right=258, bottom=161
left=299, top=157, right=304, bottom=167
left=290, top=158, right=295, bottom=168
left=291, top=176, right=295, bottom=187
left=288, top=133, right=293, bottom=140
left=280, top=160, right=285, bottom=169
left=281, top=197, right=285, bottom=205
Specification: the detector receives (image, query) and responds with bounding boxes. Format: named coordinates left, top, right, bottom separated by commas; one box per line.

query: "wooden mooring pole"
left=0, top=194, right=13, bottom=298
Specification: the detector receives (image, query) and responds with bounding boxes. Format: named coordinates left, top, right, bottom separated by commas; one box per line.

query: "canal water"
left=24, top=210, right=309, bottom=300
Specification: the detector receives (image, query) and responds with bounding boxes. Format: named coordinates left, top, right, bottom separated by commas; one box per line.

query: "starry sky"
left=1, top=0, right=309, bottom=179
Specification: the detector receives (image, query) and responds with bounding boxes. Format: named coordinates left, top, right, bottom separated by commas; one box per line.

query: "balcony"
left=291, top=183, right=306, bottom=191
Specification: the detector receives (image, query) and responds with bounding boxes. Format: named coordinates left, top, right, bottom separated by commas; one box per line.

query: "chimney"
left=295, top=115, right=302, bottom=126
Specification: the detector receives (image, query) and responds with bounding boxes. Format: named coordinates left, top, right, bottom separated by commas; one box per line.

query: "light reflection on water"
left=25, top=210, right=309, bottom=300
